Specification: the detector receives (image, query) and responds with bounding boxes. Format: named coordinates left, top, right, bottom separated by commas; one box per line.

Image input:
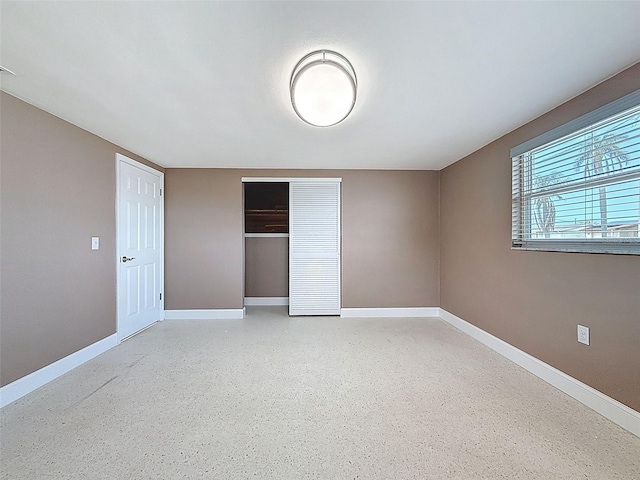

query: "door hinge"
left=159, top=293, right=162, bottom=300
left=160, top=188, right=162, bottom=196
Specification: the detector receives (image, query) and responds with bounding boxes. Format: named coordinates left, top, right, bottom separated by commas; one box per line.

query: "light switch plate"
left=91, top=237, right=99, bottom=250
left=577, top=325, right=590, bottom=345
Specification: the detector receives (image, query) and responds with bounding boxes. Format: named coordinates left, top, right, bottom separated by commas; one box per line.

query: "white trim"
left=164, top=309, right=245, bottom=320
left=116, top=153, right=163, bottom=175
left=244, top=297, right=289, bottom=306
left=244, top=233, right=289, bottom=238
left=438, top=308, right=640, bottom=439
left=242, top=177, right=342, bottom=183
left=340, top=307, right=440, bottom=318
left=0, top=334, right=118, bottom=409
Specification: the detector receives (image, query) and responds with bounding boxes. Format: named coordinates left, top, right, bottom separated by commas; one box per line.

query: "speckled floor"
left=1, top=307, right=639, bottom=479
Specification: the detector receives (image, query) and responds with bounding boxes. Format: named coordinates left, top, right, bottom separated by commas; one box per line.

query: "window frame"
left=511, top=89, right=640, bottom=255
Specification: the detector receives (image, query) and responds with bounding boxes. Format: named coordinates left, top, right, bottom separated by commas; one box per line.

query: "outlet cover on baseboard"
left=577, top=325, right=590, bottom=345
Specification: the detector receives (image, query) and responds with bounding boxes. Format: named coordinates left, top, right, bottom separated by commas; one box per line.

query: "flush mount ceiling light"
left=290, top=50, right=357, bottom=127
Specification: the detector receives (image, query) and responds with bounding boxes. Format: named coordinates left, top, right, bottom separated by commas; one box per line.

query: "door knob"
left=122, top=256, right=136, bottom=263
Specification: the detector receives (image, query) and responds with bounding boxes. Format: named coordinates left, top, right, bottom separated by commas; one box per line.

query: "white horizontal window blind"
left=511, top=90, right=640, bottom=255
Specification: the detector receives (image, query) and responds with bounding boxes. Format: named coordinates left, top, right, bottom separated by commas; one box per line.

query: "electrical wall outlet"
left=577, top=325, right=590, bottom=345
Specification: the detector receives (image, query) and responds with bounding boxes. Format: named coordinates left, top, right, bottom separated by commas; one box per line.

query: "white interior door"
left=117, top=155, right=164, bottom=339
left=289, top=180, right=341, bottom=316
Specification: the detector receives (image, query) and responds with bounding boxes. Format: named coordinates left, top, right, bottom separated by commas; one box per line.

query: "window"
left=511, top=90, right=640, bottom=255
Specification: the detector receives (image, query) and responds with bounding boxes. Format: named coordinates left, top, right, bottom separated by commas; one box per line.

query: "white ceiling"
left=2, top=1, right=640, bottom=170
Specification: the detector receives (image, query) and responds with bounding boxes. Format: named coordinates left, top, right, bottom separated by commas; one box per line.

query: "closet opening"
left=242, top=177, right=342, bottom=315
left=243, top=182, right=290, bottom=308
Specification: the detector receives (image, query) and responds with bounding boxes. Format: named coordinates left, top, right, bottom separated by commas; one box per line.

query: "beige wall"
left=440, top=63, right=640, bottom=411
left=0, top=92, right=162, bottom=386
left=341, top=170, right=440, bottom=308
left=245, top=237, right=288, bottom=298
left=164, top=169, right=245, bottom=309
left=165, top=169, right=440, bottom=310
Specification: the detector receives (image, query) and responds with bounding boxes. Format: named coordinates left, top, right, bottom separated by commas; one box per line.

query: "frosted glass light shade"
left=290, top=50, right=357, bottom=127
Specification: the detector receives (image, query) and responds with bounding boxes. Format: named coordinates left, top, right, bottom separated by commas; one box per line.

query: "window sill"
left=511, top=243, right=639, bottom=256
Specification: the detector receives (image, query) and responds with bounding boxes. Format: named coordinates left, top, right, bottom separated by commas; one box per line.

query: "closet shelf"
left=245, top=210, right=288, bottom=233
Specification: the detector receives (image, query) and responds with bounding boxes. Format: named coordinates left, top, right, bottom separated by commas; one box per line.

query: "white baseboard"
left=438, top=308, right=640, bottom=439
left=341, top=307, right=440, bottom=318
left=244, top=297, right=289, bottom=306
left=0, top=334, right=118, bottom=409
left=164, top=309, right=245, bottom=320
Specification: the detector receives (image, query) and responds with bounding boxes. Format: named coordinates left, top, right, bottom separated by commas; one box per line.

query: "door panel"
left=289, top=181, right=341, bottom=316
left=118, top=157, right=163, bottom=339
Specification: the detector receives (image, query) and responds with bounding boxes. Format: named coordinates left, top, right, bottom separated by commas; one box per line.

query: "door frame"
left=116, top=153, right=165, bottom=342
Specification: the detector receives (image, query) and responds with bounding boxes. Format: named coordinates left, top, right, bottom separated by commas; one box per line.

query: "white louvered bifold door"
left=289, top=180, right=341, bottom=316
